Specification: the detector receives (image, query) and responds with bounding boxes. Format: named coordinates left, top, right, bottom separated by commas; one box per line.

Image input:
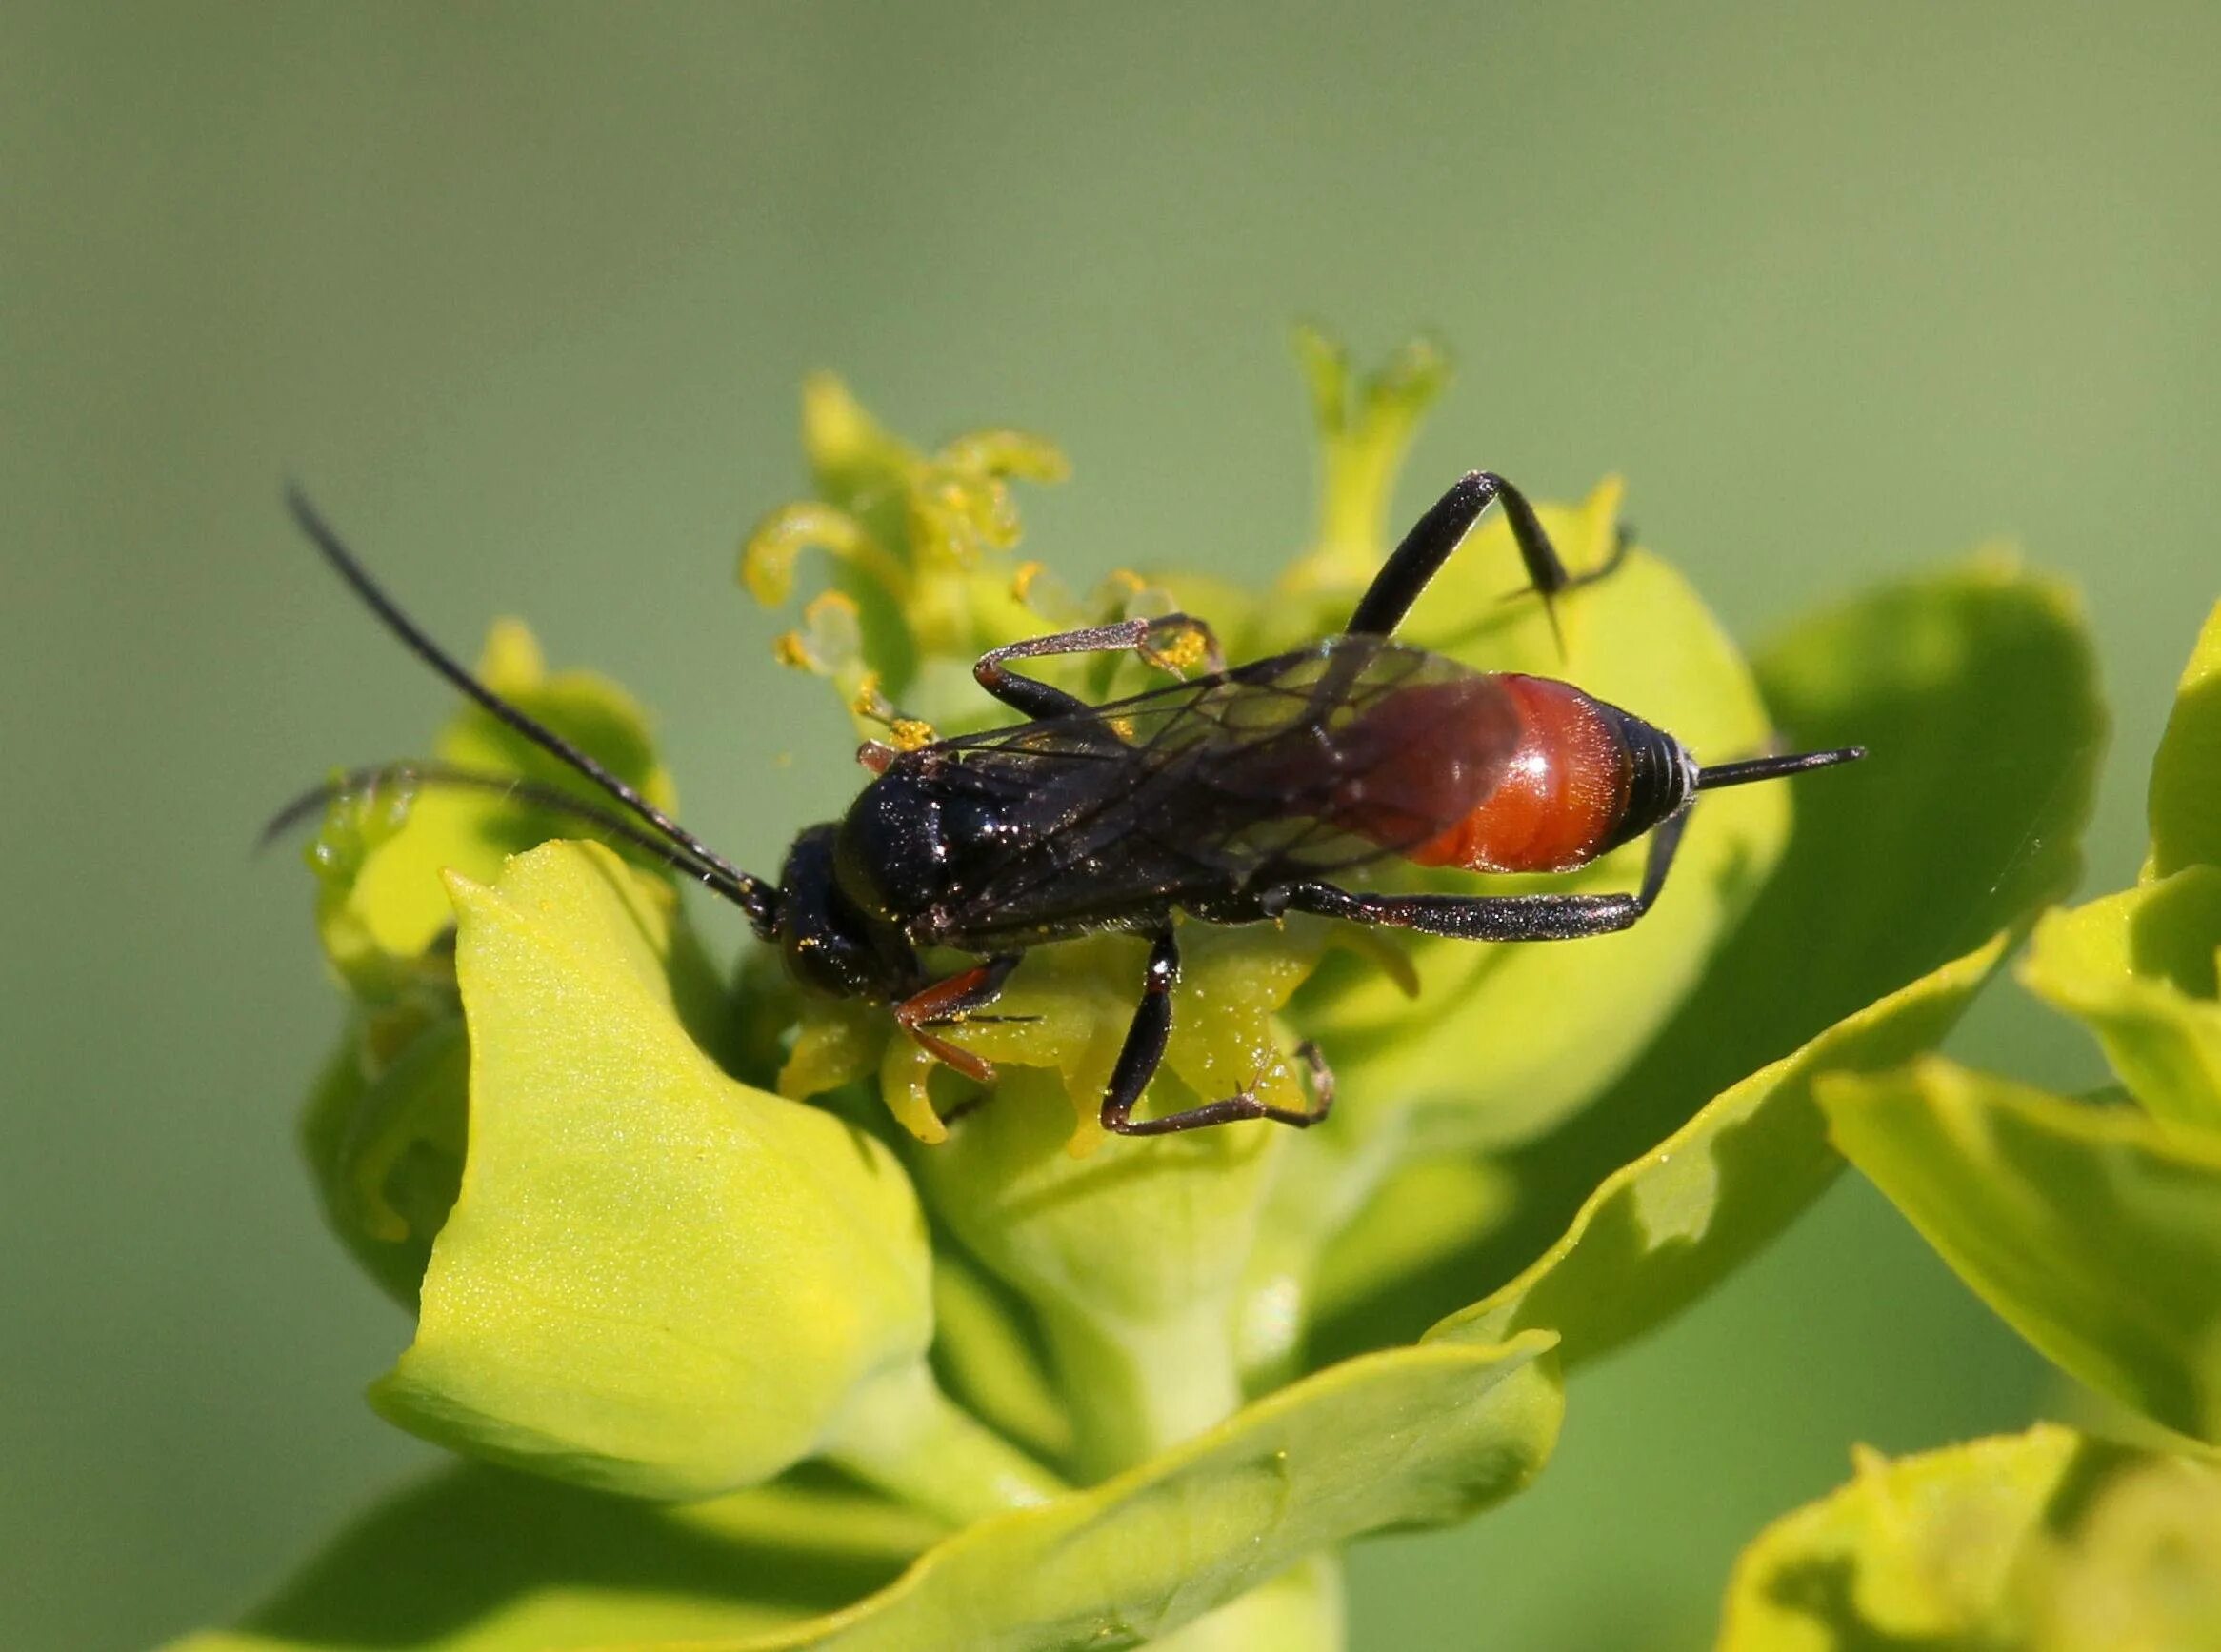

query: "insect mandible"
left=278, top=471, right=1862, bottom=1138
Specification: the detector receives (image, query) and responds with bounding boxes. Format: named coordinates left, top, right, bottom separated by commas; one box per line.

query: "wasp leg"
left=974, top=614, right=1226, bottom=721
left=1347, top=469, right=1629, bottom=643
left=1099, top=930, right=1335, bottom=1137
left=893, top=954, right=1024, bottom=1083
left=1276, top=806, right=1689, bottom=941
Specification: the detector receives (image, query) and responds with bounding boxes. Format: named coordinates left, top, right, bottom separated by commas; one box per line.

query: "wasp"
left=280, top=471, right=1861, bottom=1138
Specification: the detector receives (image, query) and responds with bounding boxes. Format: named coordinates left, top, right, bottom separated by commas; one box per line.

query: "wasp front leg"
left=1097, top=930, right=1335, bottom=1137
left=892, top=953, right=1025, bottom=1082
left=973, top=614, right=1226, bottom=721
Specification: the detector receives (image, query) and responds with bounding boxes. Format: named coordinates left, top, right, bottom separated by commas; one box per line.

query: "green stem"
left=1043, top=1297, right=1244, bottom=1482
left=823, top=1359, right=1065, bottom=1527
left=1235, top=1125, right=1416, bottom=1389
left=1287, top=329, right=1451, bottom=594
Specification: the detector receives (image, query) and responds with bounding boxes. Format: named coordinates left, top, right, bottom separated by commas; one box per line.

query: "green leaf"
left=2020, top=866, right=2221, bottom=1133
left=1433, top=933, right=2007, bottom=1364
left=1715, top=1425, right=2221, bottom=1651
left=1719, top=1427, right=2079, bottom=1651
left=848, top=1555, right=1348, bottom=1652
left=173, top=1337, right=1549, bottom=1652
left=702, top=1331, right=1559, bottom=1652
left=298, top=1018, right=468, bottom=1309
left=372, top=840, right=940, bottom=1500
left=1310, top=557, right=2101, bottom=1361
left=295, top=621, right=755, bottom=1306
left=2149, top=598, right=2221, bottom=878
left=1149, top=1555, right=1343, bottom=1652
left=162, top=1464, right=940, bottom=1652
left=1710, top=555, right=2098, bottom=1069
left=1822, top=1057, right=2221, bottom=1443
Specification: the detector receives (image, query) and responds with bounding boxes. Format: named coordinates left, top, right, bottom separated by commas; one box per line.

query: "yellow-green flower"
left=182, top=336, right=2105, bottom=1652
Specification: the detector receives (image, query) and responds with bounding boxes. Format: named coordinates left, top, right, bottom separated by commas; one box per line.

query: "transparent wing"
left=921, top=636, right=1522, bottom=938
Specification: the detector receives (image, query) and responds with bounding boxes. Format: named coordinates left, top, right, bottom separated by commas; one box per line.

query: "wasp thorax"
left=834, top=772, right=953, bottom=922
left=836, top=766, right=1039, bottom=928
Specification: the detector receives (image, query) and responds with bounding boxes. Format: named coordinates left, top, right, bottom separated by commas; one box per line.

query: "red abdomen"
left=1334, top=673, right=1635, bottom=875
left=1411, top=674, right=1633, bottom=871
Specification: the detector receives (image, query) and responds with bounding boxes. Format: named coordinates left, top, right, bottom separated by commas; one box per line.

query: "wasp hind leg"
left=1098, top=930, right=1335, bottom=1137
left=973, top=614, right=1226, bottom=721
left=1277, top=808, right=1689, bottom=941
left=1346, top=469, right=1630, bottom=646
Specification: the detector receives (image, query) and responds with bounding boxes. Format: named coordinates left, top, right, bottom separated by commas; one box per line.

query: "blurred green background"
left=6, top=4, right=2216, bottom=1647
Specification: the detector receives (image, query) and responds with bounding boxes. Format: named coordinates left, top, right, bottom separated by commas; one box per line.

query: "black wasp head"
left=776, top=823, right=915, bottom=999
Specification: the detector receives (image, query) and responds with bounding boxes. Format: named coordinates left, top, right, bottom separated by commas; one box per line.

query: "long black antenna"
left=286, top=487, right=779, bottom=938
left=262, top=762, right=737, bottom=884
left=1696, top=746, right=1866, bottom=791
